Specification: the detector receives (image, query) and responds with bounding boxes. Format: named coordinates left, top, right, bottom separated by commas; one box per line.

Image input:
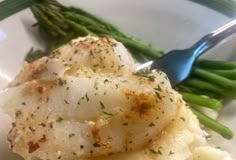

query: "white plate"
left=0, top=0, right=236, bottom=159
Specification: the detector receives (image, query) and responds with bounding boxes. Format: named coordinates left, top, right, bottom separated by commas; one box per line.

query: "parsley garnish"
left=93, top=142, right=101, bottom=147
left=85, top=93, right=89, bottom=102
left=58, top=78, right=66, bottom=86
left=149, top=149, right=162, bottom=155
left=56, top=117, right=64, bottom=122
left=104, top=79, right=109, bottom=83
left=133, top=72, right=155, bottom=81
left=169, top=150, right=175, bottom=155
left=155, top=92, right=162, bottom=99
left=64, top=99, right=69, bottom=104
left=99, top=101, right=105, bottom=109
left=69, top=133, right=75, bottom=138
left=149, top=122, right=155, bottom=127
left=55, top=50, right=61, bottom=55
left=180, top=117, right=186, bottom=121
left=140, top=103, right=152, bottom=109
left=102, top=111, right=113, bottom=116
left=154, top=85, right=162, bottom=92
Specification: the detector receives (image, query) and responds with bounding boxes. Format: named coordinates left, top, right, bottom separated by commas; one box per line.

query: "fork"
left=137, top=19, right=236, bottom=87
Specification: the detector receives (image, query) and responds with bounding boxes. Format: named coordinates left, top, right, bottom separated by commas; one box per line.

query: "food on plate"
left=0, top=36, right=232, bottom=160
left=26, top=0, right=236, bottom=139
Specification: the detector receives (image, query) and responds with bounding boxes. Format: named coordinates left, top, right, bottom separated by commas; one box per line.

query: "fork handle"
left=191, top=19, right=236, bottom=58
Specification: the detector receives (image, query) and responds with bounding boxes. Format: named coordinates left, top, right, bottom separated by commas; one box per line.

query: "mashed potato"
left=0, top=36, right=232, bottom=160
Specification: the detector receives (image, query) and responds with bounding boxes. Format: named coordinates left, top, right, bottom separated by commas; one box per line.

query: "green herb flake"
left=68, top=41, right=73, bottom=47
left=111, top=61, right=115, bottom=68
left=115, top=84, right=119, bottom=89
left=89, top=50, right=95, bottom=58
left=104, top=79, right=109, bottom=83
left=154, top=85, right=162, bottom=92
left=169, top=150, right=175, bottom=155
left=99, top=101, right=105, bottom=109
left=64, top=99, right=69, bottom=104
left=93, top=64, right=99, bottom=68
left=133, top=72, right=155, bottom=81
left=92, top=68, right=97, bottom=72
left=111, top=42, right=117, bottom=47
left=56, top=117, right=64, bottom=123
left=69, top=133, right=75, bottom=138
left=180, top=117, right=186, bottom=121
left=21, top=102, right=26, bottom=105
left=164, top=75, right=168, bottom=80
left=80, top=145, right=84, bottom=149
left=64, top=63, right=70, bottom=67
left=74, top=49, right=78, bottom=54
left=58, top=78, right=66, bottom=86
left=85, top=93, right=89, bottom=102
left=149, top=122, right=155, bottom=127
left=148, top=76, right=155, bottom=81
left=117, top=55, right=121, bottom=60
left=93, top=142, right=101, bottom=147
left=55, top=50, right=61, bottom=55
left=149, top=149, right=162, bottom=155
left=140, top=103, right=152, bottom=109
left=155, top=92, right=162, bottom=99
left=53, top=72, right=58, bottom=76
left=97, top=48, right=102, bottom=53
left=206, top=135, right=212, bottom=139
left=94, top=81, right=99, bottom=90
left=102, top=111, right=113, bottom=116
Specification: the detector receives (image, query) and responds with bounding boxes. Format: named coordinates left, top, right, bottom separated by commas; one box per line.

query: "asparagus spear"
left=196, top=59, right=236, bottom=69
left=184, top=78, right=224, bottom=94
left=190, top=107, right=233, bottom=139
left=192, top=67, right=236, bottom=98
left=206, top=69, right=236, bottom=80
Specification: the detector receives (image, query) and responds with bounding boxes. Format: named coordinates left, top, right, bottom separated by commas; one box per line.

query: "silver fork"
left=137, top=19, right=236, bottom=87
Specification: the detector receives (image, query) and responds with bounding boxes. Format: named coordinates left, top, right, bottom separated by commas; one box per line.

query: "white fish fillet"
left=0, top=36, right=232, bottom=160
